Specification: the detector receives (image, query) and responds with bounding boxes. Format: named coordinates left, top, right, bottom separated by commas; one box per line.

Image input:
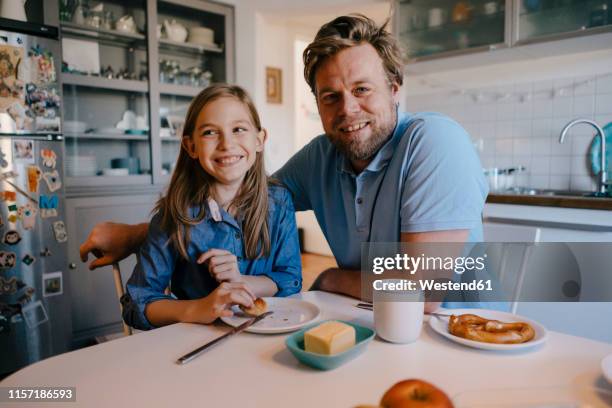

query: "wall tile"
left=570, top=175, right=596, bottom=191
left=572, top=134, right=596, bottom=156
left=595, top=93, right=612, bottom=114
left=573, top=94, right=595, bottom=117
left=532, top=118, right=552, bottom=138
left=495, top=138, right=514, bottom=155
left=530, top=155, right=551, bottom=174
left=570, top=154, right=591, bottom=176
left=529, top=175, right=550, bottom=189
left=495, top=121, right=514, bottom=139
left=549, top=156, right=571, bottom=175
left=553, top=96, right=573, bottom=117
left=513, top=138, right=532, bottom=155
left=532, top=99, right=553, bottom=118
left=574, top=76, right=596, bottom=96
left=514, top=119, right=532, bottom=138
left=596, top=74, right=612, bottom=94
left=549, top=174, right=571, bottom=190
left=480, top=122, right=496, bottom=138
left=532, top=137, right=551, bottom=156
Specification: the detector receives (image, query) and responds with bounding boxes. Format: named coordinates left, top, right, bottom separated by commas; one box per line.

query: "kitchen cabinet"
left=397, top=0, right=510, bottom=60
left=58, top=0, right=235, bottom=188
left=65, top=194, right=157, bottom=345
left=396, top=0, right=612, bottom=62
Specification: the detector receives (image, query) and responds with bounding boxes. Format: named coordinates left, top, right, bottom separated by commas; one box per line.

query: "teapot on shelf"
left=115, top=15, right=136, bottom=33
left=163, top=19, right=188, bottom=43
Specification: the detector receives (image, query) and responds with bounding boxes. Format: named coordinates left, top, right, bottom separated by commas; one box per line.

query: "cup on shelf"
left=111, top=157, right=140, bottom=175
left=428, top=8, right=447, bottom=28
left=116, top=15, right=136, bottom=34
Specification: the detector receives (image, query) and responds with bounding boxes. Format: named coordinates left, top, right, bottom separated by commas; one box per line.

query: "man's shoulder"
left=400, top=111, right=467, bottom=138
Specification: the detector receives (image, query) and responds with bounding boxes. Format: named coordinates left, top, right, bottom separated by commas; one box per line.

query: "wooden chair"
left=111, top=262, right=133, bottom=336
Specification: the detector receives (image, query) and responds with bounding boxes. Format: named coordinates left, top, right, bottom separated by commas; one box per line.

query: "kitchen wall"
left=404, top=50, right=612, bottom=192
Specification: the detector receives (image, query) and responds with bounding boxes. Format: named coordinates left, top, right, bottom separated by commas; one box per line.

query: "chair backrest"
left=111, top=262, right=133, bottom=336
left=483, top=222, right=541, bottom=314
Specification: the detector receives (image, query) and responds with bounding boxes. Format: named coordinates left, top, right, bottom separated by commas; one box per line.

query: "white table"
left=3, top=291, right=612, bottom=407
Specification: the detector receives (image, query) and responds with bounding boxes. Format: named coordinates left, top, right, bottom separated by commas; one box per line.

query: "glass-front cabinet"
left=397, top=0, right=510, bottom=60
left=516, top=0, right=612, bottom=43
left=155, top=0, right=233, bottom=182
left=397, top=0, right=612, bottom=60
left=57, top=0, right=234, bottom=189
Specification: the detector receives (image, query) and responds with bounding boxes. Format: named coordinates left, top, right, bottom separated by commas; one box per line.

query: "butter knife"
left=176, top=311, right=273, bottom=365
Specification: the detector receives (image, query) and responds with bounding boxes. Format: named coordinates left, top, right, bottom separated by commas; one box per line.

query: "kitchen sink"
left=497, top=188, right=611, bottom=198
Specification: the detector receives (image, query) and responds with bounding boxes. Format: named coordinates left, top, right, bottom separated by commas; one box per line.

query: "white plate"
left=428, top=308, right=548, bottom=351
left=603, top=354, right=612, bottom=384
left=220, top=297, right=320, bottom=334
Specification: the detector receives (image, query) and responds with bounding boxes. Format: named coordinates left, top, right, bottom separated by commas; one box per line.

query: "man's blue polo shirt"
left=274, top=111, right=488, bottom=270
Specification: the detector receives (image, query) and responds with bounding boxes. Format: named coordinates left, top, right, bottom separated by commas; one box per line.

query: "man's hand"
left=79, top=222, right=148, bottom=270
left=198, top=249, right=242, bottom=283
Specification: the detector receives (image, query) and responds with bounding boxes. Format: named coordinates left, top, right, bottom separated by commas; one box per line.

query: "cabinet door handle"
left=69, top=263, right=77, bottom=269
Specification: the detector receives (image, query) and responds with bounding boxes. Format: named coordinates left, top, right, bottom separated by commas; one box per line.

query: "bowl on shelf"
left=101, top=168, right=129, bottom=176
left=188, top=26, right=216, bottom=46
left=64, top=121, right=87, bottom=134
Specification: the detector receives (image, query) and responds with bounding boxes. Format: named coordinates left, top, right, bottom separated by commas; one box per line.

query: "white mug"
left=373, top=282, right=424, bottom=344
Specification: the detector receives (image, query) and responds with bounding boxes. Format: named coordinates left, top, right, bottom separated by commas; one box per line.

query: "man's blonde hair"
left=303, top=14, right=403, bottom=95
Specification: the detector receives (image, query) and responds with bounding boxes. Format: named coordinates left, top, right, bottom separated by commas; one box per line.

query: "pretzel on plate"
left=448, top=314, right=535, bottom=344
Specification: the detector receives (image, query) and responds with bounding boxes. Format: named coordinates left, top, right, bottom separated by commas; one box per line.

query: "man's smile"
left=339, top=121, right=370, bottom=133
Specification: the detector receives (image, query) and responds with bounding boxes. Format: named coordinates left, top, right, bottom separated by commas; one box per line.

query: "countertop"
left=487, top=193, right=612, bottom=210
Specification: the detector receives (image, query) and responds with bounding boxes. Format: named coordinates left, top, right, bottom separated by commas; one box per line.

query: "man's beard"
left=329, top=107, right=397, bottom=162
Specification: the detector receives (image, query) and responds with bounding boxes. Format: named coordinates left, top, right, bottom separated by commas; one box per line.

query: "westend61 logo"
left=371, top=253, right=487, bottom=275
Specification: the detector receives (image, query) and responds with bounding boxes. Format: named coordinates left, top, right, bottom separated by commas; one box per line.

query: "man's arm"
left=310, top=229, right=468, bottom=310
left=79, top=222, right=149, bottom=270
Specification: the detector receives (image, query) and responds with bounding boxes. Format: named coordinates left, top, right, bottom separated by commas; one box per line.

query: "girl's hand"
left=198, top=248, right=242, bottom=283
left=185, top=282, right=255, bottom=324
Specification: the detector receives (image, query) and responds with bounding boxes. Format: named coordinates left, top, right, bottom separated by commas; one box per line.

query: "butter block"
left=304, top=321, right=356, bottom=355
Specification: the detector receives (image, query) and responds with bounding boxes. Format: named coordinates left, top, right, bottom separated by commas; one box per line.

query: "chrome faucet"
left=559, top=119, right=607, bottom=195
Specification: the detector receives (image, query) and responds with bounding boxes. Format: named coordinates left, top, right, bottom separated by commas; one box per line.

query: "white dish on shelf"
left=64, top=121, right=87, bottom=133
left=101, top=168, right=129, bottom=176
left=428, top=308, right=548, bottom=351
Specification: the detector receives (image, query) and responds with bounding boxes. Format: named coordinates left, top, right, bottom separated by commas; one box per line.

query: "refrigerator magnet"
left=12, top=140, right=34, bottom=163
left=42, top=271, right=63, bottom=298
left=0, top=191, right=17, bottom=201
left=52, top=221, right=67, bottom=243
left=22, top=254, right=35, bottom=266
left=40, top=149, right=57, bottom=168
left=0, top=315, right=9, bottom=334
left=26, top=165, right=42, bottom=193
left=0, top=251, right=16, bottom=268
left=17, top=203, right=37, bottom=230
left=0, top=148, right=8, bottom=168
left=3, top=230, right=21, bottom=245
left=42, top=170, right=61, bottom=192
left=39, top=194, right=58, bottom=218
left=0, top=276, right=19, bottom=295
left=21, top=300, right=48, bottom=329
left=17, top=287, right=35, bottom=305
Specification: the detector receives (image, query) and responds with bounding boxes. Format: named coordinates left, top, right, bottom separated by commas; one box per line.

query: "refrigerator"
left=0, top=23, right=71, bottom=375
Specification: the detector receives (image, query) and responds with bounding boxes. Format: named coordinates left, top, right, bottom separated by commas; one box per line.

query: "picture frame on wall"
left=266, top=67, right=282, bottom=104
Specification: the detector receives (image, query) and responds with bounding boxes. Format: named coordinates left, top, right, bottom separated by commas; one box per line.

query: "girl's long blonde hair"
left=155, top=84, right=270, bottom=260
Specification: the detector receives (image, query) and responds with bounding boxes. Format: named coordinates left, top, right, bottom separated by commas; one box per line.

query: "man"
left=80, top=15, right=487, bottom=309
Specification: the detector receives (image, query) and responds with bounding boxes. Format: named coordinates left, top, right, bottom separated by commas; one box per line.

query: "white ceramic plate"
left=602, top=354, right=612, bottom=384
left=428, top=308, right=548, bottom=351
left=220, top=297, right=320, bottom=334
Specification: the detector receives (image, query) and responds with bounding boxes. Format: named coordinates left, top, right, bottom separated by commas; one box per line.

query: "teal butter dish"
left=285, top=320, right=375, bottom=371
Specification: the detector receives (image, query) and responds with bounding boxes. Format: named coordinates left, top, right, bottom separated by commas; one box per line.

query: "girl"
left=122, top=84, right=302, bottom=330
